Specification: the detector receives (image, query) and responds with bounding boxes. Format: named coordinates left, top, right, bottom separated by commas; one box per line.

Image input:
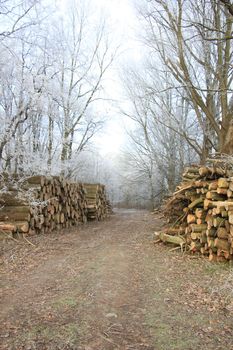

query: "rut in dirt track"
left=0, top=209, right=233, bottom=350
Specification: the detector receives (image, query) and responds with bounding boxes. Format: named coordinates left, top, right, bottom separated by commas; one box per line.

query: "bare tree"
left=0, top=34, right=44, bottom=171
left=121, top=64, right=197, bottom=198
left=0, top=0, right=116, bottom=177
left=220, top=0, right=233, bottom=16
left=139, top=0, right=233, bottom=161
left=0, top=0, right=40, bottom=40
left=46, top=2, right=115, bottom=174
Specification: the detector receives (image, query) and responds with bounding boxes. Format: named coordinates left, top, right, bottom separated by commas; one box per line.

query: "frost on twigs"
left=0, top=172, right=50, bottom=210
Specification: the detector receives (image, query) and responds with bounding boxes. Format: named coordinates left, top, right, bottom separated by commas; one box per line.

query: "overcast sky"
left=93, top=0, right=142, bottom=155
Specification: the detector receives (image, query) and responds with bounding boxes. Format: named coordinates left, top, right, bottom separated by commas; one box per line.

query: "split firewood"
left=217, top=227, right=229, bottom=239
left=161, top=164, right=233, bottom=262
left=0, top=176, right=111, bottom=236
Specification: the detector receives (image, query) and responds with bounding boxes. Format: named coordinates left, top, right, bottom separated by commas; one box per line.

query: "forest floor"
left=1, top=209, right=233, bottom=350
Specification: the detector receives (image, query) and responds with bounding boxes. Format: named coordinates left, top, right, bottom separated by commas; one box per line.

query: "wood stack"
left=0, top=175, right=88, bottom=236
left=160, top=165, right=233, bottom=262
left=83, top=183, right=109, bottom=220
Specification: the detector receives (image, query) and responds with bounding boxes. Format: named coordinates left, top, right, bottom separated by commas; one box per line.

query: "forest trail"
left=1, top=210, right=233, bottom=350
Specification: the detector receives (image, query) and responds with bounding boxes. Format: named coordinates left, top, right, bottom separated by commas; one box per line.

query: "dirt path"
left=1, top=209, right=233, bottom=350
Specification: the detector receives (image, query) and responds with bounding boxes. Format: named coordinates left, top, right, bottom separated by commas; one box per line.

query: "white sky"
left=92, top=0, right=141, bottom=155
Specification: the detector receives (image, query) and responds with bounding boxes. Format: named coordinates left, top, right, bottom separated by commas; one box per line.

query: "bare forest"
left=0, top=0, right=115, bottom=178
left=0, top=0, right=232, bottom=209
left=1, top=2, right=233, bottom=350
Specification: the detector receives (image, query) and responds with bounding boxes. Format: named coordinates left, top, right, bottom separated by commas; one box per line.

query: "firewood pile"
left=0, top=175, right=89, bottom=236
left=159, top=164, right=233, bottom=262
left=83, top=183, right=110, bottom=220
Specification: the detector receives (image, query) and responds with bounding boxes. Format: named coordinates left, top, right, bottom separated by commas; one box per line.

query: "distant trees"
left=121, top=66, right=197, bottom=207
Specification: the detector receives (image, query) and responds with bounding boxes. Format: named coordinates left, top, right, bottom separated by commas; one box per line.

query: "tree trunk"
left=61, top=130, right=70, bottom=162
left=47, top=115, right=54, bottom=170
left=220, top=119, right=233, bottom=155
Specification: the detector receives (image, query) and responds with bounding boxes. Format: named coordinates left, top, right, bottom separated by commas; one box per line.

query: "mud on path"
left=1, top=209, right=233, bottom=350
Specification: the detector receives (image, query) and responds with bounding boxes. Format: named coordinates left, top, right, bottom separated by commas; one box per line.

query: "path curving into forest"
left=0, top=209, right=233, bottom=350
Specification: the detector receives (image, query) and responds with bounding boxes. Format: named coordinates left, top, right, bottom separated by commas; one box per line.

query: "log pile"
left=0, top=175, right=89, bottom=236
left=83, top=183, right=110, bottom=220
left=160, top=165, right=233, bottom=262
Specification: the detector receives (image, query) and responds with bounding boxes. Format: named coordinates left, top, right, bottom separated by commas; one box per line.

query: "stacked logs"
left=83, top=183, right=110, bottom=220
left=0, top=175, right=88, bottom=236
left=159, top=165, right=233, bottom=262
